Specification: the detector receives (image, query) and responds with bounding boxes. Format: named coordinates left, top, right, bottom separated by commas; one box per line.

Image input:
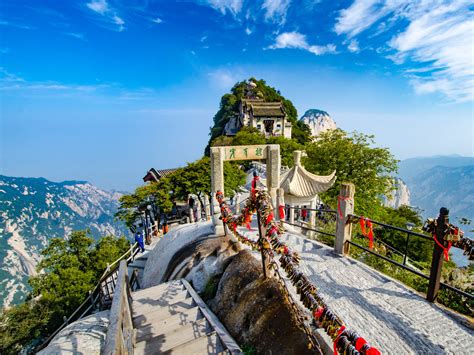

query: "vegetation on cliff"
left=0, top=231, right=129, bottom=354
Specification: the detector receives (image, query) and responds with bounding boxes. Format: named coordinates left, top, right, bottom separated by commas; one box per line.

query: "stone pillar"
left=189, top=208, right=195, bottom=223
left=289, top=203, right=295, bottom=224
left=196, top=200, right=202, bottom=222
left=276, top=188, right=285, bottom=220
left=210, top=147, right=224, bottom=234
left=309, top=199, right=317, bottom=238
left=266, top=145, right=280, bottom=208
left=204, top=195, right=211, bottom=220
left=334, top=183, right=355, bottom=255
left=235, top=193, right=241, bottom=214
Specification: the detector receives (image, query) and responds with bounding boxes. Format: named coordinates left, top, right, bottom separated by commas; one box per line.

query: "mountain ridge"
left=0, top=175, right=128, bottom=308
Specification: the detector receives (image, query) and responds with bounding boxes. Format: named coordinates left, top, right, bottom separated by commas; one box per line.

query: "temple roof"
left=143, top=168, right=179, bottom=182
left=280, top=151, right=336, bottom=197
left=242, top=99, right=285, bottom=117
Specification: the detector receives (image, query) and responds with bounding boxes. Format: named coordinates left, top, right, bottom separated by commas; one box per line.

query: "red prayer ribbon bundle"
left=359, top=217, right=374, bottom=249
left=278, top=205, right=285, bottom=220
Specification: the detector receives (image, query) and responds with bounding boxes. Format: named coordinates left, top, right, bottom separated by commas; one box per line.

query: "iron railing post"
left=427, top=207, right=449, bottom=302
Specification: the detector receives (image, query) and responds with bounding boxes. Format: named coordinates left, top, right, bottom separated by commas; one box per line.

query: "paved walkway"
left=239, top=225, right=474, bottom=354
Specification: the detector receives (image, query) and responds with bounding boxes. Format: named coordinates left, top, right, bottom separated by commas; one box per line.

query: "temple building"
left=143, top=168, right=179, bottom=183
left=223, top=81, right=292, bottom=138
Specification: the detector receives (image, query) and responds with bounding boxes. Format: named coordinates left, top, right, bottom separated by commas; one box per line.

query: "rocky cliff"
left=382, top=178, right=411, bottom=209
left=0, top=176, right=128, bottom=308
left=299, top=109, right=337, bottom=138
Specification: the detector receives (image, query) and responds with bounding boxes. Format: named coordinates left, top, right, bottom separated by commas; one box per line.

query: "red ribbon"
left=337, top=196, right=351, bottom=219
left=278, top=205, right=285, bottom=219
left=434, top=233, right=451, bottom=261
left=269, top=226, right=278, bottom=236
left=359, top=217, right=374, bottom=249
left=251, top=176, right=259, bottom=195
left=366, top=347, right=381, bottom=355
left=333, top=325, right=346, bottom=355
left=266, top=213, right=274, bottom=225
left=355, top=337, right=367, bottom=351
left=313, top=306, right=324, bottom=319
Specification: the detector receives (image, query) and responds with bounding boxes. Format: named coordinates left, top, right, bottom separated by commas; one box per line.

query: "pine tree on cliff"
left=205, top=78, right=311, bottom=155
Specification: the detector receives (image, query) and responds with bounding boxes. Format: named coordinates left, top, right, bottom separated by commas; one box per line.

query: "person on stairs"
left=135, top=231, right=145, bottom=253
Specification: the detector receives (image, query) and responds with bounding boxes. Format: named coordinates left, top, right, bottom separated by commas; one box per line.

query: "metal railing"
left=346, top=214, right=473, bottom=301
left=36, top=243, right=141, bottom=351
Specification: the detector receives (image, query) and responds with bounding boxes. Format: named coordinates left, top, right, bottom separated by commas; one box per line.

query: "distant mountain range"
left=0, top=176, right=128, bottom=308
left=398, top=156, right=474, bottom=224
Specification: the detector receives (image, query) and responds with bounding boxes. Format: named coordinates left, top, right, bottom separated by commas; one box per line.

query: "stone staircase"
left=132, top=279, right=241, bottom=354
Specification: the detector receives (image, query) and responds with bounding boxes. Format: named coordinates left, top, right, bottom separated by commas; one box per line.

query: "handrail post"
left=257, top=209, right=270, bottom=279
left=334, top=183, right=355, bottom=255
left=427, top=207, right=449, bottom=302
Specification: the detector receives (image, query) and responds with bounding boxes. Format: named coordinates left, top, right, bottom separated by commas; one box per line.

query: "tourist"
left=302, top=206, right=308, bottom=222
left=135, top=231, right=145, bottom=253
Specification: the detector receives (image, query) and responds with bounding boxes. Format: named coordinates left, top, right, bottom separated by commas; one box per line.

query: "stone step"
left=133, top=297, right=196, bottom=325
left=132, top=280, right=185, bottom=298
left=135, top=306, right=204, bottom=342
left=160, top=332, right=228, bottom=355
left=134, top=318, right=214, bottom=353
left=133, top=288, right=191, bottom=307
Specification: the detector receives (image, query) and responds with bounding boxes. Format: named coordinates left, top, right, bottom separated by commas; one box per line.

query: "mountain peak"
left=299, top=109, right=337, bottom=138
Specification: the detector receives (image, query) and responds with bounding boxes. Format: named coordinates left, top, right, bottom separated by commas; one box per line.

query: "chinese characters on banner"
left=223, top=145, right=268, bottom=161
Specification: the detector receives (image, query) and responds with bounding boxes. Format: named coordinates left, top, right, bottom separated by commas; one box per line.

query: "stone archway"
left=210, top=144, right=280, bottom=232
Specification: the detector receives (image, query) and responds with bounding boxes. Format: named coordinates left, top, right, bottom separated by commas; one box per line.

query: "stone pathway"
left=239, top=225, right=474, bottom=354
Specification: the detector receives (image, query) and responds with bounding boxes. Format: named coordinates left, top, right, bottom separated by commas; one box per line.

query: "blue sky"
left=0, top=0, right=473, bottom=191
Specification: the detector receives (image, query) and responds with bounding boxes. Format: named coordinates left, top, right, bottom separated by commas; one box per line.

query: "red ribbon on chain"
left=333, top=325, right=346, bottom=355
left=434, top=233, right=452, bottom=261
left=278, top=205, right=285, bottom=220
left=266, top=212, right=274, bottom=224
left=245, top=214, right=252, bottom=230
left=337, top=196, right=351, bottom=219
left=251, top=175, right=259, bottom=196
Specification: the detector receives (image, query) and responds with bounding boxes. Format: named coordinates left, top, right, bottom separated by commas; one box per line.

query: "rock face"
left=382, top=178, right=411, bottom=209
left=300, top=109, right=337, bottom=138
left=0, top=175, right=128, bottom=308
left=142, top=221, right=239, bottom=292
left=37, top=311, right=109, bottom=355
left=209, top=250, right=312, bottom=354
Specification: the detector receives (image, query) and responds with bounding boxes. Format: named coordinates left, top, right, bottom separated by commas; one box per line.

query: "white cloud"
left=262, top=0, right=291, bottom=24
left=205, top=0, right=243, bottom=15
left=269, top=31, right=336, bottom=56
left=152, top=17, right=163, bottom=24
left=0, top=20, right=35, bottom=30
left=245, top=27, right=252, bottom=35
left=86, top=0, right=109, bottom=15
left=348, top=39, right=360, bottom=53
left=64, top=32, right=86, bottom=41
left=335, top=0, right=474, bottom=102
left=85, top=0, right=125, bottom=31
